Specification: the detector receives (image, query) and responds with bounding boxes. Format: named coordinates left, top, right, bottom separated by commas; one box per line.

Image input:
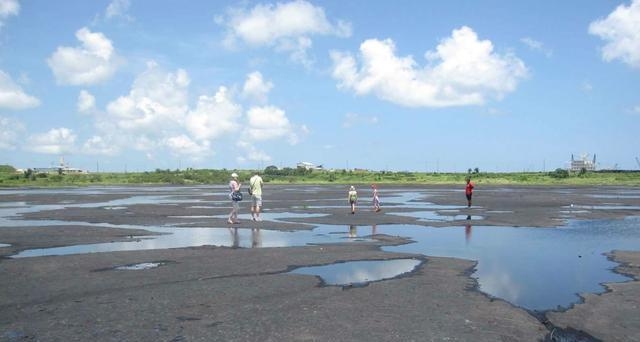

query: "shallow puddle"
left=382, top=218, right=640, bottom=311
left=389, top=211, right=483, bottom=222
left=289, top=259, right=422, bottom=286
left=11, top=224, right=374, bottom=257
left=564, top=204, right=640, bottom=210
left=115, top=262, right=164, bottom=270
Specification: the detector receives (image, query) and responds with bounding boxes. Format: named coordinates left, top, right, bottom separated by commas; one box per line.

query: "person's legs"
left=251, top=195, right=262, bottom=220
left=232, top=202, right=240, bottom=222
left=254, top=195, right=262, bottom=221
left=228, top=201, right=235, bottom=223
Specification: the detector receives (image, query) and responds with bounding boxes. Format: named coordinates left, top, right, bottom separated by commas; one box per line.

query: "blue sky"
left=0, top=0, right=639, bottom=172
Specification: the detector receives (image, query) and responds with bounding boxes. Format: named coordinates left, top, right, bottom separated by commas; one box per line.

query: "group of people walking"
left=228, top=172, right=474, bottom=223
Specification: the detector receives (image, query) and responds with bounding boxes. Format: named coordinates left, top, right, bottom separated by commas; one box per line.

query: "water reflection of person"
left=349, top=225, right=357, bottom=238
left=229, top=227, right=239, bottom=248
left=371, top=224, right=377, bottom=236
left=251, top=228, right=262, bottom=248
left=465, top=215, right=472, bottom=244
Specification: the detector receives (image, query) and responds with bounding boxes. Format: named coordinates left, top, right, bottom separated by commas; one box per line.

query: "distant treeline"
left=1, top=164, right=639, bottom=187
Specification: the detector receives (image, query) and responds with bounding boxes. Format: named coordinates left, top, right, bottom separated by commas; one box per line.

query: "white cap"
left=231, top=173, right=238, bottom=178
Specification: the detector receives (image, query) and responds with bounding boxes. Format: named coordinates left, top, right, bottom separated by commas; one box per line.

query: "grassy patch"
left=1, top=165, right=639, bottom=187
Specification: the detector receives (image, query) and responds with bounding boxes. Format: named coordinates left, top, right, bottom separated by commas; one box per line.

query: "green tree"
left=549, top=168, right=569, bottom=179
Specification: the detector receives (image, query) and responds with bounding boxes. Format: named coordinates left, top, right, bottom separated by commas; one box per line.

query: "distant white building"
left=570, top=154, right=596, bottom=172
left=297, top=162, right=323, bottom=170
left=33, top=157, right=89, bottom=174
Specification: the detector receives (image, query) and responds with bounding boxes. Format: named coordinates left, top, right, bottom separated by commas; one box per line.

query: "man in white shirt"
left=249, top=172, right=264, bottom=221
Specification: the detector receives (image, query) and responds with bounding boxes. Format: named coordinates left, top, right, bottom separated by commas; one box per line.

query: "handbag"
left=231, top=191, right=243, bottom=202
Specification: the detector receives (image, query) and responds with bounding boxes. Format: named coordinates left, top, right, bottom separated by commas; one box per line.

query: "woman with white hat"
left=228, top=173, right=242, bottom=224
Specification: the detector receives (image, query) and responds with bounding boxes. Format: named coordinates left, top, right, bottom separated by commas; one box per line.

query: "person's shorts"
left=466, top=193, right=472, bottom=201
left=252, top=195, right=262, bottom=207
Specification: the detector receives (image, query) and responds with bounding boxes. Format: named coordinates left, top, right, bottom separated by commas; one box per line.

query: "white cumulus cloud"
left=0, top=0, right=19, bottom=29
left=77, top=90, right=96, bottom=113
left=241, top=71, right=273, bottom=103
left=589, top=0, right=640, bottom=69
left=245, top=105, right=297, bottom=143
left=219, top=0, right=351, bottom=66
left=26, top=127, right=77, bottom=154
left=106, top=62, right=189, bottom=133
left=47, top=27, right=121, bottom=85
left=164, top=134, right=211, bottom=160
left=0, top=115, right=25, bottom=150
left=331, top=26, right=528, bottom=107
left=82, top=135, right=119, bottom=156
left=0, top=70, right=40, bottom=109
left=185, top=86, right=243, bottom=141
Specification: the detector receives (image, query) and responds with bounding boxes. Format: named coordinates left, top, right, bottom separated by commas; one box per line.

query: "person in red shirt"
left=465, top=177, right=474, bottom=208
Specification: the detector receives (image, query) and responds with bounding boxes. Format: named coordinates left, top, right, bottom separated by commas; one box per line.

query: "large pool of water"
left=1, top=187, right=639, bottom=313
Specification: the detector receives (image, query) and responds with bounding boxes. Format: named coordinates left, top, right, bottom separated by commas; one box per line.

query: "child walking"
left=371, top=184, right=381, bottom=212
